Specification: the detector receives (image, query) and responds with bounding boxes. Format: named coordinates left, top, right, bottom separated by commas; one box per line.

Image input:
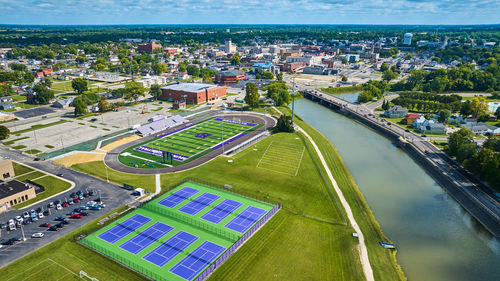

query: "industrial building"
left=137, top=42, right=162, bottom=53
left=160, top=83, right=226, bottom=104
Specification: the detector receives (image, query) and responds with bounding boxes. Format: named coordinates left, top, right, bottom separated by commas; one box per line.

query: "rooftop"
left=0, top=180, right=32, bottom=200
left=161, top=83, right=218, bottom=93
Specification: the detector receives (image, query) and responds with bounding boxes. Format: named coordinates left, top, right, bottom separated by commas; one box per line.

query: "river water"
left=293, top=98, right=500, bottom=281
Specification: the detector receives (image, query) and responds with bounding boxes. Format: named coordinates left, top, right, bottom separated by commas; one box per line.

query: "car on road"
left=57, top=174, right=63, bottom=177
left=425, top=150, right=430, bottom=154
left=54, top=216, right=66, bottom=221
left=421, top=134, right=427, bottom=137
left=34, top=157, right=41, bottom=161
left=405, top=129, right=410, bottom=132
left=48, top=226, right=58, bottom=231
left=40, top=223, right=51, bottom=227
left=31, top=232, right=44, bottom=238
left=70, top=213, right=83, bottom=219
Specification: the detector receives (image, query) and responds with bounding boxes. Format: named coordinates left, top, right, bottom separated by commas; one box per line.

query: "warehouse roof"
left=161, top=83, right=218, bottom=93
left=218, top=70, right=244, bottom=76
left=0, top=180, right=32, bottom=200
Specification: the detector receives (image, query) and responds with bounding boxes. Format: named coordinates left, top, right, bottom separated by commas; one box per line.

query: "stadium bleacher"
left=137, top=115, right=188, bottom=136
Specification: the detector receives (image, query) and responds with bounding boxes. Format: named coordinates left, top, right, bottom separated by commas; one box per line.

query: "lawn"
left=30, top=114, right=406, bottom=281
left=11, top=119, right=69, bottom=135
left=12, top=161, right=34, bottom=175
left=74, top=131, right=367, bottom=281
left=10, top=162, right=73, bottom=209
left=3, top=136, right=29, bottom=146
left=11, top=94, right=26, bottom=102
left=0, top=206, right=149, bottom=281
left=51, top=80, right=74, bottom=92
left=14, top=102, right=42, bottom=109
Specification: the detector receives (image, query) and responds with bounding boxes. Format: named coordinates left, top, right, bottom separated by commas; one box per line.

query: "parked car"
left=1, top=238, right=15, bottom=245
left=80, top=206, right=89, bottom=210
left=38, top=212, right=44, bottom=219
left=43, top=210, right=50, bottom=216
left=56, top=204, right=62, bottom=210
left=8, top=219, right=16, bottom=231
left=73, top=198, right=79, bottom=203
left=48, top=202, right=55, bottom=208
left=40, top=223, right=51, bottom=227
left=31, top=232, right=44, bottom=238
left=54, top=216, right=66, bottom=221
left=78, top=195, right=84, bottom=200
left=70, top=193, right=77, bottom=198
left=66, top=211, right=79, bottom=216
left=89, top=206, right=101, bottom=211
left=15, top=216, right=23, bottom=224
left=98, top=203, right=106, bottom=208
left=68, top=200, right=74, bottom=205
left=80, top=211, right=89, bottom=216
left=12, top=236, right=23, bottom=241
left=55, top=223, right=64, bottom=228
left=83, top=192, right=90, bottom=198
left=23, top=218, right=31, bottom=225
left=0, top=222, right=6, bottom=229
left=62, top=202, right=69, bottom=207
left=70, top=213, right=83, bottom=219
left=61, top=219, right=69, bottom=225
left=48, top=226, right=58, bottom=231
left=57, top=173, right=63, bottom=177
left=23, top=211, right=30, bottom=219
left=89, top=190, right=95, bottom=196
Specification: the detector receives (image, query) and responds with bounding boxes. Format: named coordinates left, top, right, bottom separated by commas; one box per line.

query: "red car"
left=73, top=198, right=79, bottom=203
left=70, top=213, right=83, bottom=219
left=39, top=223, right=51, bottom=227
left=62, top=202, right=69, bottom=207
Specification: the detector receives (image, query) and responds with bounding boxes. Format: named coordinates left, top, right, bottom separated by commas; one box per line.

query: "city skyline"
left=0, top=0, right=499, bottom=25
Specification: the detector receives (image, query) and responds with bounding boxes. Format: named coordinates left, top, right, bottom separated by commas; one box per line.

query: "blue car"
left=89, top=206, right=101, bottom=210
left=54, top=216, right=66, bottom=221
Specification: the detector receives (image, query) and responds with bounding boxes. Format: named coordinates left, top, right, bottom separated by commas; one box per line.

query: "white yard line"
left=273, top=107, right=375, bottom=281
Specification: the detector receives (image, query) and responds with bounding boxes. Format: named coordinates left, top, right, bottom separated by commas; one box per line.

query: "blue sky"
left=0, top=0, right=499, bottom=25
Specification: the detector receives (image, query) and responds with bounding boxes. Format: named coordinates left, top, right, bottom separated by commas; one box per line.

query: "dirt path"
left=274, top=107, right=375, bottom=281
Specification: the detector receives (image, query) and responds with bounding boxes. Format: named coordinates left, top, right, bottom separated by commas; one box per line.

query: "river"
left=293, top=98, right=500, bottom=281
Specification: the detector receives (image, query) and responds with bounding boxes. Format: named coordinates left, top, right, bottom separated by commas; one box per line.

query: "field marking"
left=257, top=142, right=305, bottom=176
left=6, top=258, right=79, bottom=281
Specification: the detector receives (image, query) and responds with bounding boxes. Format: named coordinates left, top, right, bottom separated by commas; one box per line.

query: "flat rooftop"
left=0, top=180, right=32, bottom=200
left=161, top=83, right=218, bottom=93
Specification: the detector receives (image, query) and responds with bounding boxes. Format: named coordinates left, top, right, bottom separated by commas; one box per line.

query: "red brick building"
left=215, top=70, right=245, bottom=84
left=137, top=42, right=162, bottom=53
left=160, top=83, right=226, bottom=104
left=282, top=62, right=306, bottom=72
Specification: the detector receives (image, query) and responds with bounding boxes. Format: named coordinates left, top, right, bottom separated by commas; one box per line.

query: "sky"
left=0, top=0, right=499, bottom=25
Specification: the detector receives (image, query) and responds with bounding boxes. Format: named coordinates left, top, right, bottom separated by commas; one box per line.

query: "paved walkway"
left=274, top=107, right=375, bottom=281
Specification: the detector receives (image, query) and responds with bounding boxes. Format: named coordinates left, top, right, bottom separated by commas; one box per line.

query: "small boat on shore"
left=379, top=241, right=396, bottom=249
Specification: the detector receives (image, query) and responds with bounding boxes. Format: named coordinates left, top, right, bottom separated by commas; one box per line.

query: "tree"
left=266, top=82, right=291, bottom=106
left=274, top=115, right=294, bottom=133
left=382, top=69, right=397, bottom=81
left=460, top=101, right=473, bottom=117
left=276, top=72, right=283, bottom=82
left=0, top=125, right=9, bottom=140
left=447, top=127, right=474, bottom=157
left=341, top=76, right=348, bottom=82
left=73, top=97, right=87, bottom=116
left=71, top=78, right=88, bottom=94
left=244, top=82, right=260, bottom=108
left=231, top=54, right=241, bottom=66
left=30, top=84, right=54, bottom=104
left=0, top=84, right=14, bottom=97
left=263, top=71, right=274, bottom=80
left=186, top=65, right=200, bottom=76
left=124, top=81, right=146, bottom=103
left=470, top=97, right=488, bottom=119
left=380, top=63, right=389, bottom=72
left=438, top=109, right=451, bottom=124
left=381, top=100, right=389, bottom=110
left=152, top=62, right=167, bottom=75
left=150, top=84, right=162, bottom=100
left=40, top=77, right=52, bottom=88
left=495, top=107, right=500, bottom=120
left=358, top=91, right=373, bottom=103
left=98, top=99, right=112, bottom=112
left=9, top=63, right=27, bottom=72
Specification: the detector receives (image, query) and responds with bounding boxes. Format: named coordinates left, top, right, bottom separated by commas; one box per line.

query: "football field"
left=119, top=117, right=262, bottom=168
left=82, top=182, right=278, bottom=281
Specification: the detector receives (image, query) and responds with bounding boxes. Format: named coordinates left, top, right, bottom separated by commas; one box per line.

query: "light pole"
left=105, top=165, right=109, bottom=182
left=20, top=222, right=26, bottom=241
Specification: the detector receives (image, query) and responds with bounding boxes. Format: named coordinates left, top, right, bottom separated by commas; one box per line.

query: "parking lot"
left=0, top=148, right=137, bottom=267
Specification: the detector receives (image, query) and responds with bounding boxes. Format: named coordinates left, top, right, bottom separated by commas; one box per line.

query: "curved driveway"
left=104, top=111, right=277, bottom=175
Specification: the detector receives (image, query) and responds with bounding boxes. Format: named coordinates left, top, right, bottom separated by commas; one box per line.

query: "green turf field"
left=119, top=117, right=263, bottom=168
left=82, top=182, right=275, bottom=281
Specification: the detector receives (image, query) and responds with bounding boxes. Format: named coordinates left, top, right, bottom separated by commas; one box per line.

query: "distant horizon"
left=1, top=23, right=499, bottom=27
left=1, top=0, right=499, bottom=25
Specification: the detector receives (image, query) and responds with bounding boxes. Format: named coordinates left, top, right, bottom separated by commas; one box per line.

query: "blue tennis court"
left=169, top=241, right=226, bottom=280
left=179, top=193, right=221, bottom=215
left=119, top=222, right=174, bottom=255
left=158, top=187, right=199, bottom=208
left=201, top=199, right=242, bottom=224
left=98, top=214, right=151, bottom=244
left=225, top=206, right=267, bottom=233
left=143, top=231, right=199, bottom=267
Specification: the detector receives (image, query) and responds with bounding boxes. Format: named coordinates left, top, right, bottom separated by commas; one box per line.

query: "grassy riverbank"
left=321, top=84, right=363, bottom=94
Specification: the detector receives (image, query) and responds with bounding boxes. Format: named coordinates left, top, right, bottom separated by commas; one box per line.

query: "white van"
left=8, top=219, right=16, bottom=231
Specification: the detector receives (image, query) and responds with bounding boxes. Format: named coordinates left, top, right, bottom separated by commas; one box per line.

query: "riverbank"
left=280, top=106, right=406, bottom=281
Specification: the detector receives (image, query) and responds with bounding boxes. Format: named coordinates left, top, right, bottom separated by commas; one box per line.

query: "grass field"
left=82, top=182, right=274, bottom=281
left=11, top=115, right=407, bottom=281
left=118, top=117, right=263, bottom=168
left=11, top=119, right=69, bottom=135
left=11, top=162, right=73, bottom=209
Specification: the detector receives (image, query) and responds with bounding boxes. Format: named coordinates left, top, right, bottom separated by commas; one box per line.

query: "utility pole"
left=291, top=78, right=296, bottom=124
left=20, top=223, right=26, bottom=241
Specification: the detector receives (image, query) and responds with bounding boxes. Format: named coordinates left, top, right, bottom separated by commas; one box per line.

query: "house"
left=448, top=115, right=463, bottom=125
left=420, top=122, right=446, bottom=134
left=384, top=106, right=408, bottom=118
left=252, top=61, right=280, bottom=75
left=0, top=111, right=15, bottom=122
left=0, top=103, right=15, bottom=110
left=462, top=122, right=500, bottom=136
left=402, top=113, right=420, bottom=125
left=0, top=97, right=13, bottom=103
left=52, top=97, right=74, bottom=109
left=412, top=116, right=428, bottom=129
